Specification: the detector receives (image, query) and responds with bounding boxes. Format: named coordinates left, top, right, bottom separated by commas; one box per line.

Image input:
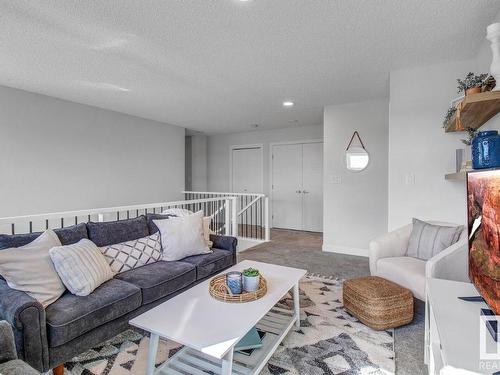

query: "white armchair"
left=369, top=221, right=468, bottom=301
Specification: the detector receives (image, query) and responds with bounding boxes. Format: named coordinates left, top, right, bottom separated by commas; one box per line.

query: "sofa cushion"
left=45, top=278, right=141, bottom=347
left=0, top=223, right=88, bottom=250
left=181, top=248, right=233, bottom=280
left=87, top=216, right=149, bottom=247
left=375, top=256, right=426, bottom=301
left=114, top=261, right=196, bottom=304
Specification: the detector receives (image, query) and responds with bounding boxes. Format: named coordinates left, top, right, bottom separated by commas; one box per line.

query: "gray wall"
left=0, top=85, right=185, bottom=217
left=207, top=124, right=323, bottom=196
left=190, top=134, right=208, bottom=191
left=323, top=99, right=389, bottom=256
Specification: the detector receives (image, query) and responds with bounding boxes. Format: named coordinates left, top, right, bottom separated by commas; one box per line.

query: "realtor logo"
left=479, top=314, right=500, bottom=371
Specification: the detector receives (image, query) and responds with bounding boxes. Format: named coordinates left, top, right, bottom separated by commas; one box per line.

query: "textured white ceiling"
left=1, top=1, right=499, bottom=134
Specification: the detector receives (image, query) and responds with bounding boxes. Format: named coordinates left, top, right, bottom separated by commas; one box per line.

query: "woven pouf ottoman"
left=343, top=276, right=413, bottom=330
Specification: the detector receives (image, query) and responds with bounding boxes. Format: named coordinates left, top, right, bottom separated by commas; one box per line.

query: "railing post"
left=231, top=197, right=238, bottom=237
left=264, top=197, right=270, bottom=241
left=224, top=199, right=231, bottom=236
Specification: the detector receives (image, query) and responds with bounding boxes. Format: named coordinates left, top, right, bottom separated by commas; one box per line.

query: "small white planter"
left=243, top=275, right=260, bottom=292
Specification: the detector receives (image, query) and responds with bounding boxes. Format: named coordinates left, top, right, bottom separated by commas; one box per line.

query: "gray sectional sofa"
left=0, top=214, right=237, bottom=373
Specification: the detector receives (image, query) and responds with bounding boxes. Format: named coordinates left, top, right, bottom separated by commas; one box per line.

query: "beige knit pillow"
left=0, top=230, right=65, bottom=307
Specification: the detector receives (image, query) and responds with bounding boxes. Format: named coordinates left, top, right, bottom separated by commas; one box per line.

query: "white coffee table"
left=129, top=260, right=306, bottom=375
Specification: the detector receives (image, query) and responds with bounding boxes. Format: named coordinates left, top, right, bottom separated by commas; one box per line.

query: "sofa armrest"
left=368, top=224, right=412, bottom=275
left=425, top=239, right=469, bottom=282
left=0, top=280, right=48, bottom=372
left=0, top=320, right=17, bottom=363
left=210, top=234, right=238, bottom=263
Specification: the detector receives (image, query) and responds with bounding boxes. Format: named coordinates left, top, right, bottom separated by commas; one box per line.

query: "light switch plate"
left=330, top=175, right=342, bottom=184
left=405, top=173, right=416, bottom=185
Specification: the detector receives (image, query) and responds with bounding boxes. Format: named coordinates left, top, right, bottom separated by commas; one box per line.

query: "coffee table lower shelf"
left=156, top=307, right=296, bottom=375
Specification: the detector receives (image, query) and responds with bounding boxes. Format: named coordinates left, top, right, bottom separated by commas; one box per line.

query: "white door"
left=231, top=147, right=262, bottom=193
left=302, top=143, right=323, bottom=231
left=271, top=144, right=302, bottom=230
left=271, top=142, right=323, bottom=232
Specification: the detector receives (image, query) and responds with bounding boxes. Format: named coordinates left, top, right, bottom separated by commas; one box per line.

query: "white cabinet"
left=425, top=278, right=499, bottom=374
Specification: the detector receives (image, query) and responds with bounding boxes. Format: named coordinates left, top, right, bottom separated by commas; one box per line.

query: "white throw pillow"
left=0, top=230, right=65, bottom=307
left=100, top=233, right=162, bottom=273
left=161, top=208, right=193, bottom=217
left=154, top=211, right=212, bottom=261
left=50, top=239, right=114, bottom=296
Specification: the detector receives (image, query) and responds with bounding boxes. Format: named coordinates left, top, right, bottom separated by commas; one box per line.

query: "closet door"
left=271, top=144, right=302, bottom=230
left=302, top=142, right=323, bottom=232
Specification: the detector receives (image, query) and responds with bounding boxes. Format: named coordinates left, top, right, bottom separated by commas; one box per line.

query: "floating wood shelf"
left=444, top=91, right=500, bottom=132
left=444, top=172, right=466, bottom=181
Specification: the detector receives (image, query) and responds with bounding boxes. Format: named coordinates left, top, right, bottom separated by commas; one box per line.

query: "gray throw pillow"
left=406, top=218, right=463, bottom=260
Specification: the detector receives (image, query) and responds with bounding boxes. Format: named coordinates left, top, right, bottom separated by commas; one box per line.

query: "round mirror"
left=345, top=146, right=370, bottom=171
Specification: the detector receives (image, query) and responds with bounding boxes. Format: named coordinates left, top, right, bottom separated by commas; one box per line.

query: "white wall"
left=323, top=99, right=389, bottom=256
left=388, top=60, right=474, bottom=229
left=190, top=134, right=208, bottom=191
left=388, top=54, right=500, bottom=230
left=0, top=85, right=185, bottom=217
left=207, top=124, right=323, bottom=195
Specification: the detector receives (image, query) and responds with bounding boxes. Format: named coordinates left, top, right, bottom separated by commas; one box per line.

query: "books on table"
left=235, top=327, right=266, bottom=355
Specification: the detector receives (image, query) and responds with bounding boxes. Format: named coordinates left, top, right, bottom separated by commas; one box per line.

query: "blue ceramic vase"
left=226, top=271, right=242, bottom=294
left=472, top=130, right=500, bottom=169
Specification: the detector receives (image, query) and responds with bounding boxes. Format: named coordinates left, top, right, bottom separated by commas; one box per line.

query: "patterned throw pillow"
left=100, top=233, right=162, bottom=273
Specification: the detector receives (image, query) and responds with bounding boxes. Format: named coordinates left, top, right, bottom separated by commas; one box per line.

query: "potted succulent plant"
left=242, top=268, right=260, bottom=292
left=457, top=72, right=489, bottom=95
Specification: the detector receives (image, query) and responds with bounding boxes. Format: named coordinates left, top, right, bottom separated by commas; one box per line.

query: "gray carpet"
left=238, top=229, right=427, bottom=375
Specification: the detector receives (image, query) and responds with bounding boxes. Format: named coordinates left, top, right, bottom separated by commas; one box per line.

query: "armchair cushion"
left=369, top=224, right=412, bottom=275
left=406, top=218, right=463, bottom=260
left=0, top=320, right=17, bottom=363
left=0, top=359, right=39, bottom=375
left=375, top=256, right=426, bottom=300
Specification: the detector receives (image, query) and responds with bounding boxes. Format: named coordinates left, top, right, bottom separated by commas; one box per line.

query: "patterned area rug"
left=62, top=275, right=395, bottom=375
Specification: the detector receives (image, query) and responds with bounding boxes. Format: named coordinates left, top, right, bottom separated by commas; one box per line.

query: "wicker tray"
left=209, top=273, right=267, bottom=303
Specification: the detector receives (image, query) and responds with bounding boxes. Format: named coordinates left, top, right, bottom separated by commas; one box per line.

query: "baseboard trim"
left=322, top=243, right=368, bottom=257
left=236, top=237, right=268, bottom=253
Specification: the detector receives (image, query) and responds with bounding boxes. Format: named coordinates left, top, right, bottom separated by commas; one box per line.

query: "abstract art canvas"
left=468, top=169, right=500, bottom=314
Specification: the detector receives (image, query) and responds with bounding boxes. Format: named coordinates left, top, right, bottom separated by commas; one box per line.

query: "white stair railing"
left=0, top=197, right=238, bottom=238
left=183, top=191, right=270, bottom=242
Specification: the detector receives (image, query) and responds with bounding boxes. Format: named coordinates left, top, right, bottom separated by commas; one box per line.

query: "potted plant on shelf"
left=442, top=106, right=457, bottom=128
left=242, top=268, right=260, bottom=292
left=457, top=72, right=489, bottom=95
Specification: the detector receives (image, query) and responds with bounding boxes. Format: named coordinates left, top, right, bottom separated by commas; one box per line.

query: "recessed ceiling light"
left=283, top=101, right=294, bottom=107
